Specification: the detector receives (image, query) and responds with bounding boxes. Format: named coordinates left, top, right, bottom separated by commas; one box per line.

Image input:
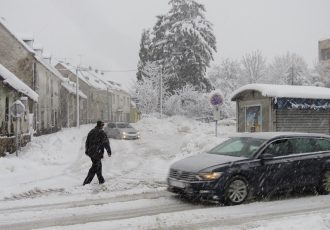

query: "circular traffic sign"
left=210, top=93, right=223, bottom=106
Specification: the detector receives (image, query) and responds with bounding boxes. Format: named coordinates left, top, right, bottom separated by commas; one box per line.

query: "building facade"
left=319, top=38, right=330, bottom=64
left=231, top=84, right=330, bottom=134
left=0, top=64, right=38, bottom=155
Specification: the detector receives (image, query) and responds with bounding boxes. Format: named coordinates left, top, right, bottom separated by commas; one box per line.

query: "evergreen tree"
left=137, top=0, right=217, bottom=94
left=136, top=29, right=152, bottom=81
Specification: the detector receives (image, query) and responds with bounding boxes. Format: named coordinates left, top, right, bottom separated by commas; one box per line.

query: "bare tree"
left=241, top=50, right=267, bottom=84
left=268, top=52, right=310, bottom=85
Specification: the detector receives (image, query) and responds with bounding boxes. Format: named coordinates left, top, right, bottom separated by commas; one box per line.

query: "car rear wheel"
left=319, top=170, right=330, bottom=194
left=224, top=176, right=249, bottom=205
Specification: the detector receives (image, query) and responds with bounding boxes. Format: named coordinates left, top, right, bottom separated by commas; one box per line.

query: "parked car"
left=167, top=132, right=330, bottom=205
left=104, top=122, right=140, bottom=139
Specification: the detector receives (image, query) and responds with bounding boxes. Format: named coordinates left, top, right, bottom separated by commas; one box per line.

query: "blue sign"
left=210, top=93, right=223, bottom=106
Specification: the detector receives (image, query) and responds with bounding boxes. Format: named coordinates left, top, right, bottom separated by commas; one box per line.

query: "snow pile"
left=0, top=116, right=234, bottom=201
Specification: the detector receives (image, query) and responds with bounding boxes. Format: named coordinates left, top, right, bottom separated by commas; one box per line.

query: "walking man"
left=83, top=120, right=111, bottom=185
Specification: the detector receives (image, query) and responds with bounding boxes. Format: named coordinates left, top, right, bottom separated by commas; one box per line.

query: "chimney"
left=33, top=43, right=43, bottom=57
left=21, top=36, right=34, bottom=49
left=43, top=53, right=52, bottom=65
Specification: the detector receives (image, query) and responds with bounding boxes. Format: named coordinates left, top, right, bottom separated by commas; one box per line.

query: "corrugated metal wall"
left=275, top=109, right=330, bottom=134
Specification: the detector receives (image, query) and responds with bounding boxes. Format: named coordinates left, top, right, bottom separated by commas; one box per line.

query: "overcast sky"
left=0, top=0, right=330, bottom=90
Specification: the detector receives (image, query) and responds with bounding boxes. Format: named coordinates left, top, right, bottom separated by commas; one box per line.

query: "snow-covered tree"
left=208, top=59, right=242, bottom=118
left=268, top=52, right=310, bottom=85
left=137, top=0, right=217, bottom=93
left=313, top=61, right=330, bottom=87
left=136, top=29, right=152, bottom=81
left=241, top=50, right=267, bottom=84
left=164, top=84, right=211, bottom=117
left=134, top=62, right=170, bottom=114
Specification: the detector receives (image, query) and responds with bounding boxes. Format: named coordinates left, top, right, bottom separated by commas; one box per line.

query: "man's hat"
left=97, top=120, right=104, bottom=127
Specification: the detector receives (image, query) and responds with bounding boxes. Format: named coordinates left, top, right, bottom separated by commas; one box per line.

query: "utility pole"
left=76, top=66, right=80, bottom=128
left=291, top=64, right=294, bottom=85
left=160, top=68, right=163, bottom=119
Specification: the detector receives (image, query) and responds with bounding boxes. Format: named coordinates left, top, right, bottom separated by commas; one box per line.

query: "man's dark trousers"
left=83, top=158, right=105, bottom=185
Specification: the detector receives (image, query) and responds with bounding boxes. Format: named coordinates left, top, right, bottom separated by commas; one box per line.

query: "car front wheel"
left=223, top=176, right=249, bottom=205
left=319, top=170, right=330, bottom=194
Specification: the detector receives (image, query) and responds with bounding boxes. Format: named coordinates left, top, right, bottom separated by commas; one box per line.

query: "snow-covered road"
left=0, top=116, right=330, bottom=229
left=1, top=191, right=330, bottom=230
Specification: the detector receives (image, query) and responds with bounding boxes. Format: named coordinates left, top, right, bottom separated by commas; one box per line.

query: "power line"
left=53, top=56, right=137, bottom=73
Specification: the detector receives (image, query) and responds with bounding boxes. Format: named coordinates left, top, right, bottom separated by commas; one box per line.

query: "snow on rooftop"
left=0, top=64, right=38, bottom=101
left=0, top=19, right=35, bottom=54
left=61, top=80, right=87, bottom=99
left=57, top=62, right=124, bottom=93
left=231, top=84, right=330, bottom=100
left=33, top=43, right=43, bottom=50
left=34, top=55, right=65, bottom=82
left=19, top=34, right=34, bottom=41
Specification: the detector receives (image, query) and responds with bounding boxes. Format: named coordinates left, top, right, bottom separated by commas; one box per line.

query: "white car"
left=104, top=122, right=140, bottom=139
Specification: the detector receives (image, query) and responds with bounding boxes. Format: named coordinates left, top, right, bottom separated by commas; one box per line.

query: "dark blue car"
left=167, top=132, right=330, bottom=205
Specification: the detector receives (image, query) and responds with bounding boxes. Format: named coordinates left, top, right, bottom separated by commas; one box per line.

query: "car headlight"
left=122, top=132, right=127, bottom=135
left=197, top=172, right=222, bottom=181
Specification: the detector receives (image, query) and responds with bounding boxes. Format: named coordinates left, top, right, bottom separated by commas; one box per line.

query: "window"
left=51, top=109, right=54, bottom=126
left=264, top=139, right=290, bottom=157
left=5, top=97, right=9, bottom=121
left=245, top=105, right=262, bottom=132
left=322, top=48, right=330, bottom=60
left=289, top=138, right=313, bottom=154
left=46, top=76, right=50, bottom=93
left=51, top=79, right=54, bottom=96
left=208, top=137, right=265, bottom=158
left=312, top=138, right=330, bottom=152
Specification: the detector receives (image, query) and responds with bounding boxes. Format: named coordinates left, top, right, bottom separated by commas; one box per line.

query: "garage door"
left=276, top=109, right=330, bottom=134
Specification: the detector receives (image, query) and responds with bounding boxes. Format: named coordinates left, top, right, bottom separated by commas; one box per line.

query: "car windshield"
left=208, top=137, right=265, bottom=158
left=117, top=123, right=132, bottom=128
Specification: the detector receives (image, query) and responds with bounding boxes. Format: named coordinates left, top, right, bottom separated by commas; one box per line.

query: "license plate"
left=169, top=179, right=186, bottom=188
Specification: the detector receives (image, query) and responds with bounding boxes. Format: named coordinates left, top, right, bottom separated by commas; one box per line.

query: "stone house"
left=231, top=83, right=330, bottom=134
left=59, top=78, right=87, bottom=128
left=319, top=38, right=330, bottom=65
left=32, top=51, right=63, bottom=135
left=55, top=63, right=116, bottom=123
left=0, top=20, right=35, bottom=89
left=0, top=19, right=63, bottom=136
left=55, top=63, right=92, bottom=124
left=0, top=64, right=38, bottom=155
left=107, top=80, right=131, bottom=122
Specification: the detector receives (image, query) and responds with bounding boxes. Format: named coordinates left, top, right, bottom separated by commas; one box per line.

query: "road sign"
left=210, top=93, right=223, bottom=106
left=10, top=100, right=25, bottom=118
left=213, top=106, right=221, bottom=120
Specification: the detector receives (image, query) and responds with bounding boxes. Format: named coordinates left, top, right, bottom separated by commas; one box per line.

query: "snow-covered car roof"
left=231, top=84, right=330, bottom=101
left=0, top=64, right=38, bottom=101
left=230, top=132, right=330, bottom=140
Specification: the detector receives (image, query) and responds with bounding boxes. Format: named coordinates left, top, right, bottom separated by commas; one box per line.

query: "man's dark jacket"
left=85, top=127, right=111, bottom=160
